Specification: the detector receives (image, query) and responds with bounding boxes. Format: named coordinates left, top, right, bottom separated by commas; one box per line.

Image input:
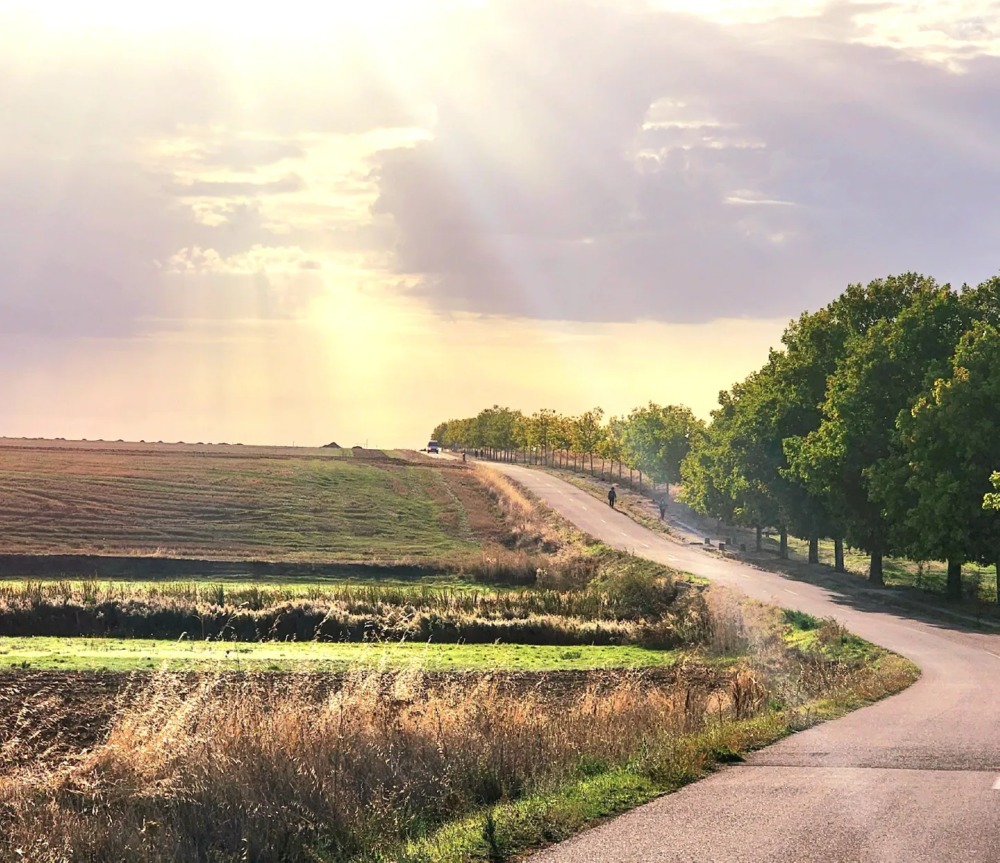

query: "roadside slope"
left=489, top=463, right=1000, bottom=863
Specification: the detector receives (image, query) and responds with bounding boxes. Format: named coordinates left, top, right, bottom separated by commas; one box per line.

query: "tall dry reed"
left=473, top=465, right=560, bottom=552
left=0, top=666, right=744, bottom=863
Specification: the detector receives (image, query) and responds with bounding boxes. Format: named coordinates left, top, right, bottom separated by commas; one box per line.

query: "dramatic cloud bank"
left=372, top=1, right=1000, bottom=322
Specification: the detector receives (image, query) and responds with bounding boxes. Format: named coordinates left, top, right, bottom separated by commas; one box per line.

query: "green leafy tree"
left=680, top=401, right=740, bottom=530
left=984, top=473, right=1000, bottom=512
left=960, top=275, right=1000, bottom=326
left=684, top=308, right=843, bottom=558
left=571, top=407, right=605, bottom=473
left=789, top=275, right=967, bottom=584
left=477, top=405, right=522, bottom=456
left=598, top=416, right=627, bottom=464
left=881, top=324, right=1000, bottom=599
left=549, top=412, right=574, bottom=454
left=525, top=408, right=559, bottom=462
left=621, top=403, right=703, bottom=488
left=680, top=381, right=781, bottom=550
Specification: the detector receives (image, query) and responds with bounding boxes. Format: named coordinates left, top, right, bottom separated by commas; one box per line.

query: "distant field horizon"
left=0, top=436, right=415, bottom=454
left=0, top=439, right=492, bottom=564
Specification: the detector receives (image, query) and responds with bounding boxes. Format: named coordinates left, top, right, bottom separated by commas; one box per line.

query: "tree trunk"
left=808, top=536, right=819, bottom=564
left=947, top=558, right=962, bottom=600
left=869, top=544, right=884, bottom=586
left=755, top=526, right=762, bottom=552
left=834, top=538, right=845, bottom=573
left=779, top=528, right=788, bottom=560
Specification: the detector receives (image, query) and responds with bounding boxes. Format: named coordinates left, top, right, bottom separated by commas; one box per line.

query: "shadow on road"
left=525, top=461, right=1000, bottom=640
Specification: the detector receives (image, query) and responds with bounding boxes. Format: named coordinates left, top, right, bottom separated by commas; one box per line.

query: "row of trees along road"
left=682, top=272, right=1000, bottom=600
left=431, top=404, right=704, bottom=495
left=432, top=274, right=1000, bottom=602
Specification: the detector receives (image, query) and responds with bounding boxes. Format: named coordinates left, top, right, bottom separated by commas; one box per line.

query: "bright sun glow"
left=649, top=0, right=831, bottom=23
left=7, top=0, right=462, bottom=37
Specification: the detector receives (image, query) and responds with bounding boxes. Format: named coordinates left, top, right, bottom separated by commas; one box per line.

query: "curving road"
left=489, top=463, right=1000, bottom=863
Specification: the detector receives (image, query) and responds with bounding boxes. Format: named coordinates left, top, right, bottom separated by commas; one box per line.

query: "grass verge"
left=377, top=648, right=917, bottom=863
left=383, top=713, right=786, bottom=863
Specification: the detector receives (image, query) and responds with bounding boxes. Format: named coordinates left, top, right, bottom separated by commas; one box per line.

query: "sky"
left=2, top=0, right=999, bottom=447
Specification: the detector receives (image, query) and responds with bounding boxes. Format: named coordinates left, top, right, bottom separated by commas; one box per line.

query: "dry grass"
left=0, top=666, right=741, bottom=863
left=0, top=589, right=919, bottom=863
left=0, top=553, right=704, bottom=647
left=472, top=465, right=562, bottom=554
left=703, top=589, right=751, bottom=657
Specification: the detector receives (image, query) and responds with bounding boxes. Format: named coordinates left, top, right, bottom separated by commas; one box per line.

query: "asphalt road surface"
left=489, top=463, right=1000, bottom=863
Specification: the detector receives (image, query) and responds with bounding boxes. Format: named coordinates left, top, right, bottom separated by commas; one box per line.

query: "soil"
left=0, top=554, right=448, bottom=580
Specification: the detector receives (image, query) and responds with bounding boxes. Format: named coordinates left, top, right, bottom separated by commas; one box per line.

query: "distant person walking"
left=608, top=486, right=617, bottom=509
left=658, top=496, right=668, bottom=520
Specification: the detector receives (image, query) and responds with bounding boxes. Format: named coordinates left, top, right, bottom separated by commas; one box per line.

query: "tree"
left=772, top=307, right=854, bottom=567
left=571, top=407, right=604, bottom=473
left=549, top=412, right=574, bottom=458
left=680, top=402, right=741, bottom=532
left=477, top=405, right=522, bottom=457
left=680, top=380, right=782, bottom=551
left=984, top=473, right=1000, bottom=512
left=960, top=275, right=1000, bottom=327
left=789, top=275, right=967, bottom=584
left=598, top=416, right=627, bottom=464
left=883, top=324, right=1000, bottom=599
left=621, top=403, right=703, bottom=489
left=525, top=409, right=559, bottom=463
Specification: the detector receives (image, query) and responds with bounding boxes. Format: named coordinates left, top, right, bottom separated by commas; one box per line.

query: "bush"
left=589, top=567, right=677, bottom=621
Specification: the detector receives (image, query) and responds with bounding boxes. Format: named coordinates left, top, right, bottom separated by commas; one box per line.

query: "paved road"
left=489, top=463, right=1000, bottom=863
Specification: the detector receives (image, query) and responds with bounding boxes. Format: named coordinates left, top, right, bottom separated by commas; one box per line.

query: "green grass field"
left=0, top=637, right=680, bottom=673
left=0, top=440, right=501, bottom=563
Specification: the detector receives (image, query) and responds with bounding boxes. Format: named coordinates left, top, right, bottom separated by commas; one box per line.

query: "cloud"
left=0, top=11, right=430, bottom=340
left=194, top=139, right=307, bottom=170
left=5, top=0, right=1000, bottom=343
left=169, top=174, right=306, bottom=199
left=371, top=0, right=1000, bottom=323
left=0, top=156, right=181, bottom=337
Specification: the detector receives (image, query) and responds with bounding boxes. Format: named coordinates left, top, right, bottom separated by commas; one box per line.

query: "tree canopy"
left=433, top=273, right=1000, bottom=600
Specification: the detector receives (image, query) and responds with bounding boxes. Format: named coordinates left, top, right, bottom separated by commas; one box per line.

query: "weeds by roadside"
left=0, top=589, right=918, bottom=863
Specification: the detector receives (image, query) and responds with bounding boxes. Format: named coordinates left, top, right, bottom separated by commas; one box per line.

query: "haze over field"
left=3, top=0, right=999, bottom=446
